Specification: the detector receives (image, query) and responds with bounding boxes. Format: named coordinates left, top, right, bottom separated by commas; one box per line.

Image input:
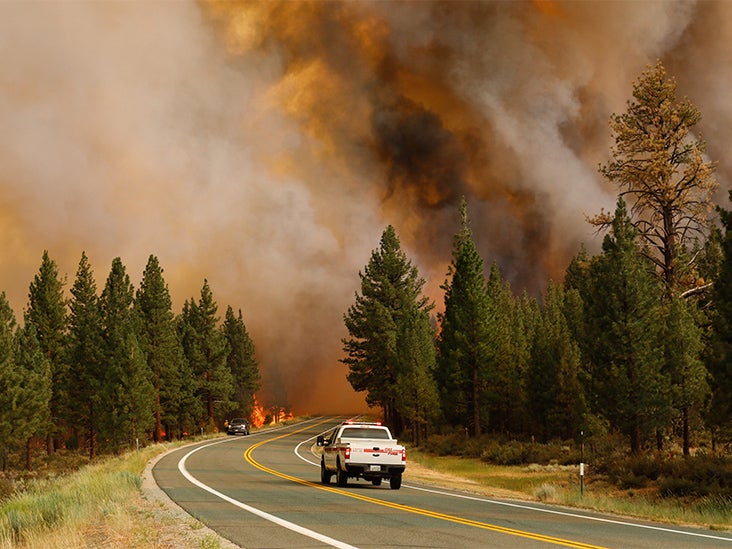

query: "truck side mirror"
left=316, top=435, right=325, bottom=446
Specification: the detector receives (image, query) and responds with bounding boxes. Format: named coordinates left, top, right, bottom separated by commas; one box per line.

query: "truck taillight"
left=344, top=447, right=351, bottom=459
left=402, top=448, right=406, bottom=462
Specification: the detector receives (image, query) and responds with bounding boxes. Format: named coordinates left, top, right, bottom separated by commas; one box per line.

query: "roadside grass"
left=406, top=448, right=732, bottom=532
left=2, top=427, right=729, bottom=548
left=0, top=437, right=225, bottom=549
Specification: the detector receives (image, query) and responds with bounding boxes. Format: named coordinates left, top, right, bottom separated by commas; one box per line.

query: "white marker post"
left=579, top=430, right=585, bottom=497
left=580, top=462, right=585, bottom=496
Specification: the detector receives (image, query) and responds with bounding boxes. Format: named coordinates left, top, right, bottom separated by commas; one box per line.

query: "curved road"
left=152, top=417, right=732, bottom=548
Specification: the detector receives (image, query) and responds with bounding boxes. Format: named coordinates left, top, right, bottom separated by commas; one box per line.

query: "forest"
left=341, top=63, right=732, bottom=467
left=0, top=252, right=260, bottom=469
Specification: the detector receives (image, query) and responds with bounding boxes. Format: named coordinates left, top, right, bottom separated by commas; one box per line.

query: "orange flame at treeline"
left=249, top=394, right=293, bottom=428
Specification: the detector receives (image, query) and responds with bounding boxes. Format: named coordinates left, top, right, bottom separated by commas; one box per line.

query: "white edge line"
left=178, top=427, right=358, bottom=549
left=292, top=439, right=732, bottom=543
left=403, top=484, right=732, bottom=542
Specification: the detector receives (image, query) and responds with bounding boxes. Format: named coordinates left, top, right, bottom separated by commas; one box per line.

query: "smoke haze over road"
left=1, top=1, right=729, bottom=412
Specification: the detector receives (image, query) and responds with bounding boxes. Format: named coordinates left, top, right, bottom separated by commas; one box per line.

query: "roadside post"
left=580, top=430, right=585, bottom=497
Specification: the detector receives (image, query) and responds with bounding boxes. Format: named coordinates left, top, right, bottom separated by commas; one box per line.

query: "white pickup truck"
left=316, top=421, right=406, bottom=489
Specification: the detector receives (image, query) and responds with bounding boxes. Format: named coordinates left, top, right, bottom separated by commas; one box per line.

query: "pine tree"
left=135, top=255, right=188, bottom=441
left=485, top=264, right=530, bottom=434
left=595, top=62, right=717, bottom=295
left=664, top=296, right=709, bottom=455
left=14, top=321, right=52, bottom=470
left=342, top=225, right=432, bottom=434
left=586, top=198, right=667, bottom=453
left=221, top=306, right=260, bottom=418
left=180, top=280, right=233, bottom=429
left=0, top=292, right=19, bottom=469
left=26, top=250, right=68, bottom=454
left=527, top=282, right=585, bottom=441
left=437, top=199, right=494, bottom=437
left=100, top=258, right=154, bottom=453
left=394, top=304, right=439, bottom=444
left=67, top=252, right=106, bottom=459
left=707, top=193, right=732, bottom=443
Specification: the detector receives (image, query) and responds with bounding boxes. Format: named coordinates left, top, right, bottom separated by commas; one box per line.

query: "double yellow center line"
left=244, top=420, right=605, bottom=549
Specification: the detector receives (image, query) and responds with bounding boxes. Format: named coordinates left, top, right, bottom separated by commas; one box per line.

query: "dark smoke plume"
left=0, top=0, right=728, bottom=412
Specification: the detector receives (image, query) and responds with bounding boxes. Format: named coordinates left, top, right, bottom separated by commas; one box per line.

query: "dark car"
left=226, top=418, right=250, bottom=436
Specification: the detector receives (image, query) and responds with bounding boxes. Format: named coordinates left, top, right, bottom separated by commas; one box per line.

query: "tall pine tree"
left=135, top=255, right=189, bottom=441
left=437, top=199, right=494, bottom=437
left=394, top=303, right=439, bottom=444
left=707, top=192, right=732, bottom=443
left=221, top=306, right=260, bottom=418
left=66, top=252, right=105, bottom=459
left=527, top=282, right=585, bottom=441
left=586, top=198, right=667, bottom=453
left=179, top=280, right=233, bottom=430
left=100, top=258, right=154, bottom=453
left=14, top=320, right=52, bottom=470
left=342, top=225, right=433, bottom=434
left=26, top=251, right=68, bottom=454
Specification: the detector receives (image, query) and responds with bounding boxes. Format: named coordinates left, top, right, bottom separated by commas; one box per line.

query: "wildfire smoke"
left=0, top=1, right=730, bottom=413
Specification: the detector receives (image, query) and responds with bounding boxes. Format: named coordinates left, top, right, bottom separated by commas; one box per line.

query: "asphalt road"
left=152, top=417, right=732, bottom=548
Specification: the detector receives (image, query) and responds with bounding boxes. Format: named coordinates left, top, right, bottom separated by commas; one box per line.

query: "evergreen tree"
left=527, top=282, right=585, bottom=441
left=595, top=62, right=717, bottom=295
left=586, top=198, right=667, bottom=453
left=484, top=264, right=532, bottom=435
left=221, top=306, right=260, bottom=418
left=664, top=296, right=709, bottom=455
left=0, top=292, right=19, bottom=469
left=66, top=252, right=105, bottom=459
left=342, top=225, right=433, bottom=434
left=0, top=294, right=52, bottom=471
left=26, top=250, right=68, bottom=454
left=708, top=194, right=732, bottom=442
left=14, top=321, right=52, bottom=470
left=180, top=281, right=233, bottom=429
left=135, top=255, right=188, bottom=441
left=394, top=304, right=439, bottom=444
left=100, top=258, right=154, bottom=453
left=437, top=200, right=493, bottom=437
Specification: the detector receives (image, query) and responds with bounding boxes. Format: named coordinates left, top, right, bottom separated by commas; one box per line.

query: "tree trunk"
left=472, top=366, right=481, bottom=438
left=630, top=416, right=641, bottom=454
left=154, top=388, right=161, bottom=443
left=683, top=406, right=690, bottom=456
left=26, top=438, right=33, bottom=471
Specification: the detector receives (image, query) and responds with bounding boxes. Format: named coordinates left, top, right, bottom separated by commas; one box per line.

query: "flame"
left=249, top=394, right=294, bottom=428
left=250, top=394, right=267, bottom=428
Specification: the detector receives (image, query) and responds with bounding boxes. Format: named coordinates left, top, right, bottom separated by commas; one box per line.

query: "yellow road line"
left=244, top=421, right=607, bottom=549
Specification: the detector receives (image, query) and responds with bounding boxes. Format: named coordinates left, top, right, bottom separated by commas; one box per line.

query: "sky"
left=1, top=0, right=731, bottom=414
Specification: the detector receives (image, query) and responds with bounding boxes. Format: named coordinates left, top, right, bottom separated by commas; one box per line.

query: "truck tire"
left=389, top=474, right=402, bottom=490
left=371, top=477, right=382, bottom=486
left=336, top=460, right=348, bottom=487
left=320, top=460, right=331, bottom=484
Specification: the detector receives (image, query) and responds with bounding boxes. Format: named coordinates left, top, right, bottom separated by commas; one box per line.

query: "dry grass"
left=0, top=438, right=233, bottom=549
left=406, top=448, right=732, bottom=532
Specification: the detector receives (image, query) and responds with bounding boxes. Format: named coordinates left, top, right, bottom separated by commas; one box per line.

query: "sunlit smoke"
left=0, top=0, right=728, bottom=414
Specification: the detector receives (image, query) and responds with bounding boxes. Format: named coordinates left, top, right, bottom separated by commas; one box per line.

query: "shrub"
left=534, top=483, right=557, bottom=501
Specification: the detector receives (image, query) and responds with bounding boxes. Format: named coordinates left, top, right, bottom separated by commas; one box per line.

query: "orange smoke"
left=3, top=0, right=728, bottom=418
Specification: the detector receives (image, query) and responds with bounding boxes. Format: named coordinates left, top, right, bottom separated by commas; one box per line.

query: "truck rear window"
left=340, top=428, right=390, bottom=439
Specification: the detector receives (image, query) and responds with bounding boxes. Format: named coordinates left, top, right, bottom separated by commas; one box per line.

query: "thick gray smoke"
left=0, top=1, right=728, bottom=412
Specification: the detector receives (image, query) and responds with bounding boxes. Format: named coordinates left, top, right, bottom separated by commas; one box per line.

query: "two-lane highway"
left=152, top=417, right=732, bottom=548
